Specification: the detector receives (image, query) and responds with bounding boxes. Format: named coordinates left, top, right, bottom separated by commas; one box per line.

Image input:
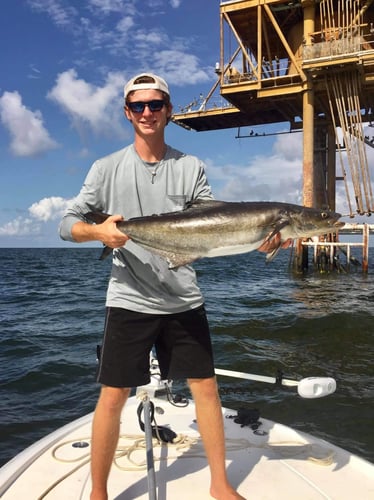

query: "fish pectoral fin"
left=264, top=236, right=294, bottom=263
left=257, top=232, right=282, bottom=254
left=281, top=238, right=293, bottom=249
left=265, top=245, right=282, bottom=263
left=257, top=220, right=291, bottom=262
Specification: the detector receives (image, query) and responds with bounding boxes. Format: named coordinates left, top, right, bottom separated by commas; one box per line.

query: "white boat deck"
left=1, top=393, right=373, bottom=499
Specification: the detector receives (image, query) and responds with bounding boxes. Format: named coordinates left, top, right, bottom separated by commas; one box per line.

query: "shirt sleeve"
left=59, top=160, right=105, bottom=242
left=193, top=159, right=214, bottom=201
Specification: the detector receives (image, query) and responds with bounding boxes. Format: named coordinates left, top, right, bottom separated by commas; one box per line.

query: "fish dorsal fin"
left=85, top=211, right=110, bottom=224
left=127, top=199, right=225, bottom=222
left=185, top=199, right=227, bottom=209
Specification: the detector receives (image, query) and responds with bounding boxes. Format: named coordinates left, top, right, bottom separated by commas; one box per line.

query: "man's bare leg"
left=90, top=386, right=131, bottom=500
left=188, top=377, right=246, bottom=500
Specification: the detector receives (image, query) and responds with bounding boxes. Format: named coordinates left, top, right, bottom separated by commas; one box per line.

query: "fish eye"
left=321, top=212, right=328, bottom=219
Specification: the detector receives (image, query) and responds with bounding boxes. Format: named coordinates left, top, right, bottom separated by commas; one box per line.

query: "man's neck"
left=134, top=137, right=167, bottom=162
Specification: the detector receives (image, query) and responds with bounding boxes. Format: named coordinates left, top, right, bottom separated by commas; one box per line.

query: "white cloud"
left=116, top=16, right=135, bottom=33
left=207, top=133, right=303, bottom=203
left=29, top=196, right=75, bottom=222
left=27, top=0, right=78, bottom=28
left=47, top=69, right=126, bottom=137
left=26, top=0, right=210, bottom=87
left=88, top=0, right=135, bottom=15
left=205, top=128, right=373, bottom=217
left=0, top=217, right=39, bottom=237
left=152, top=51, right=211, bottom=85
left=273, top=131, right=303, bottom=161
left=27, top=64, right=42, bottom=80
left=0, top=196, right=75, bottom=238
left=0, top=91, right=59, bottom=157
left=133, top=28, right=170, bottom=48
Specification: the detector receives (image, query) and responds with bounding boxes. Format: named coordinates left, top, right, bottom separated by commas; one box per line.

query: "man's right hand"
left=71, top=214, right=129, bottom=248
left=97, top=214, right=129, bottom=249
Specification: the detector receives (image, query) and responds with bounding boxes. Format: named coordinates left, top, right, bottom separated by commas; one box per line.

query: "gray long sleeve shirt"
left=59, top=144, right=213, bottom=314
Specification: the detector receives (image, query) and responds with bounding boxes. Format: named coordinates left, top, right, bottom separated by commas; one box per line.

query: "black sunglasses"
left=127, top=100, right=165, bottom=113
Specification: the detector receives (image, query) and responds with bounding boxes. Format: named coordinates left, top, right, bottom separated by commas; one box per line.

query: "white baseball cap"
left=124, top=73, right=170, bottom=100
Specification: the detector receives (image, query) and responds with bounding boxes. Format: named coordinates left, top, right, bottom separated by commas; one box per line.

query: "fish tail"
left=99, top=246, right=113, bottom=260
left=84, top=212, right=113, bottom=260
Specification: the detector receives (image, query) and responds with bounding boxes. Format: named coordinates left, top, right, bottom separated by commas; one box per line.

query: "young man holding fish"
left=60, top=73, right=246, bottom=500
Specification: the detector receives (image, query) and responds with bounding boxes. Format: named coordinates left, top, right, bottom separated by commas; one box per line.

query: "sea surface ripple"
left=0, top=247, right=373, bottom=467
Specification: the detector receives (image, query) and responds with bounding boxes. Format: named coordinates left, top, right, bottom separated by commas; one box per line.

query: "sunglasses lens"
left=149, top=100, right=164, bottom=111
left=128, top=100, right=165, bottom=113
left=128, top=102, right=145, bottom=112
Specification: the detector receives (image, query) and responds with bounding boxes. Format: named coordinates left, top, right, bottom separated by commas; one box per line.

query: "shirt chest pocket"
left=165, top=194, right=188, bottom=212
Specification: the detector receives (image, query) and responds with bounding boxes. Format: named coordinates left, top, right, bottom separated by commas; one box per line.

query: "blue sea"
left=0, top=247, right=373, bottom=468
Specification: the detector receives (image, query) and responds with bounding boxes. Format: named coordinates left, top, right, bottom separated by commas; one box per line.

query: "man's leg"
left=188, top=377, right=246, bottom=500
left=90, top=385, right=131, bottom=500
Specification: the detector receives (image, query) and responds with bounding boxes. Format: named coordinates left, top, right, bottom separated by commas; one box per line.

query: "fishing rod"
left=215, top=368, right=336, bottom=399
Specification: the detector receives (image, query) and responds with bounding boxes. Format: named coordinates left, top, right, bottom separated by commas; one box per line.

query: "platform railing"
left=302, top=223, right=372, bottom=272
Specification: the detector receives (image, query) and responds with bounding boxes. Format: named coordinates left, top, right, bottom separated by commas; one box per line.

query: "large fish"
left=85, top=200, right=344, bottom=268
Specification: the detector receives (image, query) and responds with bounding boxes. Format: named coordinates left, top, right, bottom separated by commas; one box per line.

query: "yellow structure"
left=173, top=0, right=374, bottom=220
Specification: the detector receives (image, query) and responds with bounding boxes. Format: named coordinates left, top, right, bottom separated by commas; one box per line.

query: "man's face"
left=124, top=89, right=172, bottom=137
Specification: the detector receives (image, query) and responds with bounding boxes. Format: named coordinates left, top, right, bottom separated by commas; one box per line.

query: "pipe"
left=142, top=394, right=157, bottom=500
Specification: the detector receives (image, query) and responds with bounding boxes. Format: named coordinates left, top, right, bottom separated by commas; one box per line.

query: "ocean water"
left=0, top=247, right=373, bottom=468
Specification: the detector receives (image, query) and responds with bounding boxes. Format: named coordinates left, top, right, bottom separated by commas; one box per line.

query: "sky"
left=0, top=0, right=373, bottom=248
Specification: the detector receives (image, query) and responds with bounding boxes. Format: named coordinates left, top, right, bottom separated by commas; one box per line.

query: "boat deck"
left=1, top=393, right=373, bottom=499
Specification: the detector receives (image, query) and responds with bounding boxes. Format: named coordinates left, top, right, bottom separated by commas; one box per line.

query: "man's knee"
left=97, top=386, right=131, bottom=414
left=187, top=376, right=219, bottom=399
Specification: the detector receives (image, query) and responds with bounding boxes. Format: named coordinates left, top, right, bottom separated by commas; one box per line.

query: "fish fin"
left=84, top=211, right=111, bottom=224
left=265, top=245, right=282, bottom=263
left=167, top=255, right=198, bottom=269
left=84, top=212, right=114, bottom=260
left=264, top=237, right=294, bottom=263
left=265, top=219, right=289, bottom=241
left=186, top=199, right=227, bottom=209
left=257, top=220, right=290, bottom=262
left=141, top=247, right=198, bottom=269
left=126, top=199, right=224, bottom=222
left=99, top=246, right=113, bottom=260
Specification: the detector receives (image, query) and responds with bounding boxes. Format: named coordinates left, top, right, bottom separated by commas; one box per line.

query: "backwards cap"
left=124, top=73, right=170, bottom=99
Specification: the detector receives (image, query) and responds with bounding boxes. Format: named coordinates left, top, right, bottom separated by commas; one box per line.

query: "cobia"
left=85, top=199, right=344, bottom=268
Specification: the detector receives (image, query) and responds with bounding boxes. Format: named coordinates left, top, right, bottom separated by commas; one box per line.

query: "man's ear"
left=166, top=103, right=173, bottom=124
left=124, top=106, right=132, bottom=121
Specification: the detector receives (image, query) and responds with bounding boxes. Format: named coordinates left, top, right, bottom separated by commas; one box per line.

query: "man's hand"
left=71, top=214, right=129, bottom=247
left=96, top=214, right=129, bottom=249
left=257, top=232, right=293, bottom=253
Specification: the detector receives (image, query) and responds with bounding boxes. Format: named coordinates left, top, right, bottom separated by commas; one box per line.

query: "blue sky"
left=0, top=0, right=373, bottom=248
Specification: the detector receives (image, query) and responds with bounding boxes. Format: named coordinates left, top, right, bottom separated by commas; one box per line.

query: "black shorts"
left=96, top=305, right=215, bottom=388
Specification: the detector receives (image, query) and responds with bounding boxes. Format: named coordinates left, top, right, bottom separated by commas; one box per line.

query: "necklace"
left=144, top=160, right=161, bottom=184
left=139, top=145, right=168, bottom=184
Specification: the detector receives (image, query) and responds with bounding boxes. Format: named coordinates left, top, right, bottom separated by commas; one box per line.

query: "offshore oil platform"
left=172, top=0, right=374, bottom=272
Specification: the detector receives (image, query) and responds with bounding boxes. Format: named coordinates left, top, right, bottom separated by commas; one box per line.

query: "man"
left=59, top=73, right=245, bottom=500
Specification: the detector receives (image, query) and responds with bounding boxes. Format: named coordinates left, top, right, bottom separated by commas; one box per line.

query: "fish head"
left=288, top=206, right=345, bottom=238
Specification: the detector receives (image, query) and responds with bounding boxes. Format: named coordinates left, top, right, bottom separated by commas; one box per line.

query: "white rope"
left=36, top=429, right=336, bottom=499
